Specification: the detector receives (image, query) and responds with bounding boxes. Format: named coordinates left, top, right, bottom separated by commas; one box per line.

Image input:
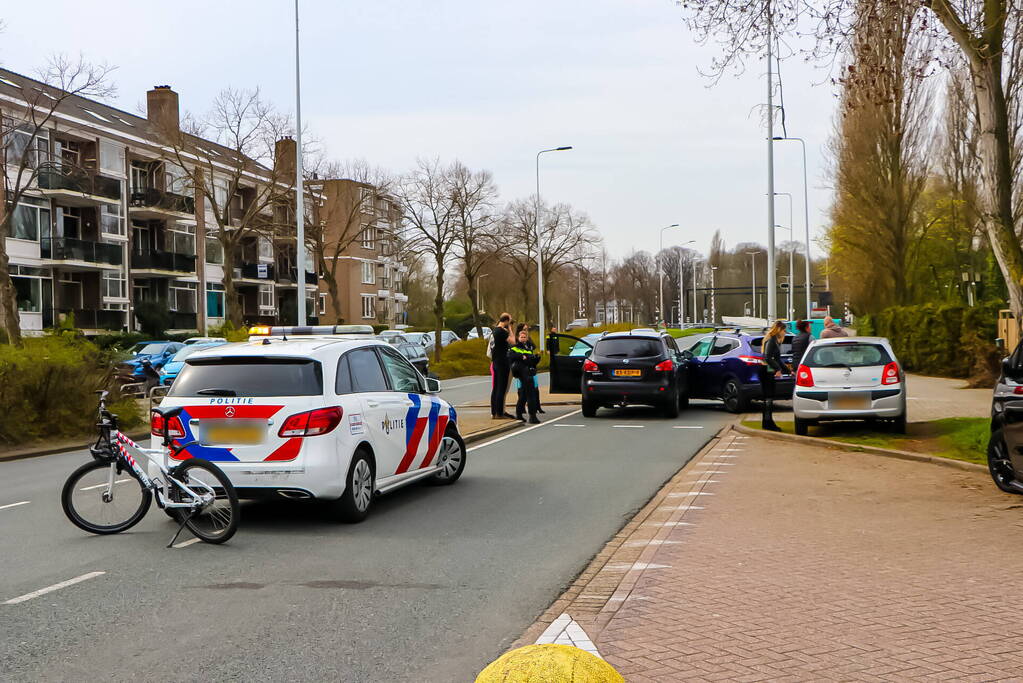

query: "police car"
left=150, top=326, right=466, bottom=522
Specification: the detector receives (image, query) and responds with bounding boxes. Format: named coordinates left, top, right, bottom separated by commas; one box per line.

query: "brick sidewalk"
left=521, top=429, right=1023, bottom=681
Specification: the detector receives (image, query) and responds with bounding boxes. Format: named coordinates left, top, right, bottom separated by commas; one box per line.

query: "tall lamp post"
left=774, top=136, right=812, bottom=318
left=746, top=250, right=762, bottom=318
left=678, top=239, right=695, bottom=327
left=535, top=146, right=572, bottom=351
left=692, top=259, right=701, bottom=324
left=775, top=191, right=795, bottom=319
left=657, top=224, right=680, bottom=325
left=775, top=222, right=793, bottom=320
left=294, top=0, right=307, bottom=326
left=710, top=265, right=719, bottom=324
left=476, top=273, right=489, bottom=315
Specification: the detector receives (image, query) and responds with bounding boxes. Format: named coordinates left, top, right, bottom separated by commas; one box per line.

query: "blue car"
left=160, top=341, right=228, bottom=386
left=683, top=331, right=795, bottom=412
left=117, top=341, right=185, bottom=381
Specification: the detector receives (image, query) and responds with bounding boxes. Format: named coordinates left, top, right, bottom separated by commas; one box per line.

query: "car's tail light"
left=583, top=359, right=599, bottom=372
left=881, top=362, right=900, bottom=385
left=151, top=412, right=185, bottom=438
left=654, top=359, right=673, bottom=372
left=278, top=406, right=343, bottom=437
left=738, top=355, right=764, bottom=365
left=795, top=365, right=814, bottom=387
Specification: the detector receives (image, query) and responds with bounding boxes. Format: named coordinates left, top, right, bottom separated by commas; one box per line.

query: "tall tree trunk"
left=433, top=257, right=445, bottom=363
left=971, top=56, right=1023, bottom=327
left=222, top=237, right=241, bottom=328
left=0, top=216, right=23, bottom=345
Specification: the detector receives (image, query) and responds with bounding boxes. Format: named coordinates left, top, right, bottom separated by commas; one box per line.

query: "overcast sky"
left=1, top=0, right=838, bottom=260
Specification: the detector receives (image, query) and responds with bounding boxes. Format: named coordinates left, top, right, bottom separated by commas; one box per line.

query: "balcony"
left=37, top=163, right=121, bottom=207
left=51, top=308, right=124, bottom=331
left=168, top=311, right=198, bottom=330
left=132, top=251, right=197, bottom=275
left=236, top=262, right=275, bottom=282
left=129, top=188, right=195, bottom=220
left=41, top=237, right=122, bottom=269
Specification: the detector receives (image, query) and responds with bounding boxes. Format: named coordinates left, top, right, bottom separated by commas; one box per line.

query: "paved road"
left=438, top=372, right=550, bottom=408
left=0, top=401, right=731, bottom=682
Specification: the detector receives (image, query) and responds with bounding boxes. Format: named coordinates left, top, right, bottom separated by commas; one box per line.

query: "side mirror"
left=425, top=377, right=441, bottom=394
left=682, top=350, right=693, bottom=360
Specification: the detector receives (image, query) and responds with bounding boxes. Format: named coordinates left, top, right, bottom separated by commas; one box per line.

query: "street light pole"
left=775, top=191, right=794, bottom=319
left=710, top=266, right=719, bottom=324
left=294, top=0, right=307, bottom=326
left=657, top=224, right=680, bottom=326
left=678, top=239, right=694, bottom=327
left=535, top=146, right=572, bottom=351
left=477, top=272, right=489, bottom=314
left=775, top=222, right=793, bottom=320
left=774, top=136, right=812, bottom=318
left=692, top=260, right=700, bottom=324
left=765, top=4, right=777, bottom=320
left=746, top=250, right=761, bottom=318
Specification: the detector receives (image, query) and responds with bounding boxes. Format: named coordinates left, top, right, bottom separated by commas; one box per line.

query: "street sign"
left=257, top=263, right=268, bottom=279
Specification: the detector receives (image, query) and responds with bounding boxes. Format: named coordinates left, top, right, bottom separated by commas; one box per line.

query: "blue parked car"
left=683, top=331, right=795, bottom=412
left=117, top=341, right=185, bottom=381
left=160, top=341, right=228, bottom=386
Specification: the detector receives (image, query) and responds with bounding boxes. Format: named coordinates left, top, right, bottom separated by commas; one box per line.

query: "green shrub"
left=0, top=335, right=141, bottom=445
left=135, top=300, right=172, bottom=338
left=207, top=320, right=250, bottom=342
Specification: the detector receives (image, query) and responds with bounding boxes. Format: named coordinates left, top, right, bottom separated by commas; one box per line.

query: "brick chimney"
left=275, top=136, right=297, bottom=179
left=146, top=85, right=179, bottom=134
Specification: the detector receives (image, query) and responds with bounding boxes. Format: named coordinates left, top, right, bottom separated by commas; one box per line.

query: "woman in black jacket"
left=508, top=324, right=541, bottom=423
left=760, top=320, right=788, bottom=432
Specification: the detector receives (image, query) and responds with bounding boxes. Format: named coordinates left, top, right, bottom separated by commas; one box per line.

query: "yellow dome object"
left=475, top=644, right=625, bottom=683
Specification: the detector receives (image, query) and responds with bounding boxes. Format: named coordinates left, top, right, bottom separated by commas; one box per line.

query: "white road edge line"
left=0, top=501, right=30, bottom=511
left=4, top=571, right=106, bottom=605
left=612, top=425, right=645, bottom=429
left=672, top=426, right=705, bottom=429
left=172, top=538, right=201, bottom=549
left=467, top=409, right=582, bottom=452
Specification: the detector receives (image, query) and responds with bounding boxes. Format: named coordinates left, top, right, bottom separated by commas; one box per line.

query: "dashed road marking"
left=672, top=425, right=705, bottom=429
left=0, top=501, right=30, bottom=511
left=4, top=571, right=105, bottom=605
left=79, top=479, right=132, bottom=492
left=467, top=409, right=582, bottom=452
left=172, top=538, right=201, bottom=549
left=612, top=425, right=644, bottom=429
left=553, top=424, right=586, bottom=428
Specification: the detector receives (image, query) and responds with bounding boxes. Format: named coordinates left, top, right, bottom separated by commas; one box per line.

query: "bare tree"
left=0, top=55, right=115, bottom=344
left=497, top=198, right=538, bottom=321
left=393, top=158, right=459, bottom=361
left=537, top=201, right=601, bottom=324
left=449, top=161, right=500, bottom=339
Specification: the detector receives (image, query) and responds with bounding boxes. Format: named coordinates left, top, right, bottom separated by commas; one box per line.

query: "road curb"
left=462, top=420, right=525, bottom=445
left=0, top=430, right=151, bottom=463
left=731, top=423, right=988, bottom=474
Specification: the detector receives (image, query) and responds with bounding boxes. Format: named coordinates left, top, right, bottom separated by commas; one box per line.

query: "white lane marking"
left=467, top=410, right=582, bottom=452
left=5, top=571, right=106, bottom=605
left=0, top=501, right=30, bottom=511
left=172, top=538, right=201, bottom=549
left=444, top=379, right=491, bottom=390
left=672, top=425, right=705, bottom=429
left=612, top=425, right=644, bottom=429
left=536, top=613, right=605, bottom=660
left=79, top=479, right=132, bottom=492
left=553, top=424, right=586, bottom=428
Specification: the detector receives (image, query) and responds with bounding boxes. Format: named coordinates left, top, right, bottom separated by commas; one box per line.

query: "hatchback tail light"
left=654, top=359, right=673, bottom=372
left=738, top=355, right=764, bottom=366
left=151, top=412, right=185, bottom=438
left=583, top=359, right=599, bottom=372
left=795, top=365, right=814, bottom=387
left=278, top=406, right=344, bottom=438
left=881, top=362, right=900, bottom=385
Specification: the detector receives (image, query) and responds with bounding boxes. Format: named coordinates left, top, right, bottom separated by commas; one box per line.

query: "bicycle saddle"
left=152, top=406, right=184, bottom=421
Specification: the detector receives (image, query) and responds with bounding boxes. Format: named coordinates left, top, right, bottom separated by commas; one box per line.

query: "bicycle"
left=61, top=391, right=240, bottom=547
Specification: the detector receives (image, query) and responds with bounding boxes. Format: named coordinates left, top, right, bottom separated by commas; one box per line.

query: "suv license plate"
left=613, top=369, right=642, bottom=377
left=831, top=394, right=869, bottom=410
left=203, top=425, right=265, bottom=445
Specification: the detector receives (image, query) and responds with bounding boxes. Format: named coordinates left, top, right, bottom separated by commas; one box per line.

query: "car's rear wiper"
left=604, top=353, right=630, bottom=357
left=820, top=363, right=853, bottom=371
left=196, top=388, right=237, bottom=396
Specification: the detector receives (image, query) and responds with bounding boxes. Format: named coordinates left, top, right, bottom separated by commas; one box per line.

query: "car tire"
left=662, top=390, right=680, bottom=419
left=328, top=449, right=375, bottom=523
left=889, top=412, right=907, bottom=434
left=427, top=429, right=466, bottom=486
left=987, top=430, right=1021, bottom=494
left=722, top=379, right=749, bottom=413
left=582, top=398, right=598, bottom=418
left=794, top=417, right=810, bottom=436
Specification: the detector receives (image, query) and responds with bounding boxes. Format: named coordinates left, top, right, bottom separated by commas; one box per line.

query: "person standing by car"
left=760, top=320, right=787, bottom=432
left=791, top=319, right=813, bottom=369
left=820, top=316, right=849, bottom=338
left=508, top=323, right=541, bottom=423
left=547, top=326, right=560, bottom=356
left=490, top=313, right=514, bottom=419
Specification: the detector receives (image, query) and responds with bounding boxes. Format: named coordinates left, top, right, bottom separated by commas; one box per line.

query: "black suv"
left=987, top=340, right=1023, bottom=494
left=549, top=330, right=690, bottom=418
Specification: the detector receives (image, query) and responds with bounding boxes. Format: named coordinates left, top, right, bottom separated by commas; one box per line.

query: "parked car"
left=117, top=341, right=185, bottom=382
left=378, top=330, right=404, bottom=340
left=376, top=334, right=431, bottom=378
left=792, top=337, right=907, bottom=435
left=548, top=330, right=690, bottom=418
left=184, top=336, right=227, bottom=345
left=682, top=331, right=795, bottom=413
left=565, top=319, right=590, bottom=331
left=403, top=332, right=432, bottom=350
left=424, top=330, right=461, bottom=349
left=160, top=341, right=229, bottom=386
left=466, top=327, right=493, bottom=340
left=985, top=342, right=1023, bottom=494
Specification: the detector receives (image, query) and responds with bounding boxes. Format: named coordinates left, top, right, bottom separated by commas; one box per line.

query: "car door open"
left=549, top=333, right=593, bottom=394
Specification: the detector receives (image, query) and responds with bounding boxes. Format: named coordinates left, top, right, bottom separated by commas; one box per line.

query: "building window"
left=361, top=261, right=375, bottom=285
left=205, top=236, right=224, bottom=264
left=98, top=140, right=124, bottom=176
left=13, top=276, right=42, bottom=312
left=11, top=197, right=50, bottom=241
left=130, top=160, right=151, bottom=194
left=102, top=272, right=126, bottom=300
left=168, top=223, right=196, bottom=255
left=258, top=237, right=273, bottom=260
left=4, top=123, right=48, bottom=169
left=169, top=281, right=197, bottom=313
left=361, top=226, right=376, bottom=249
left=258, top=284, right=275, bottom=312
left=165, top=162, right=189, bottom=195
left=360, top=187, right=375, bottom=214
left=206, top=282, right=225, bottom=318
left=361, top=294, right=375, bottom=319
left=100, top=203, right=125, bottom=236
left=318, top=293, right=327, bottom=315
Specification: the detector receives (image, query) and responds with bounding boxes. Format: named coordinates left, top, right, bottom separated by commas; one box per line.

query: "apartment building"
left=307, top=178, right=408, bottom=327
left=0, top=68, right=317, bottom=335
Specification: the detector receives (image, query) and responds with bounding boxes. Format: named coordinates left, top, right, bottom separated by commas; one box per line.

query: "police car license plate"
left=831, top=394, right=869, bottom=410
left=613, top=369, right=642, bottom=377
left=202, top=423, right=265, bottom=445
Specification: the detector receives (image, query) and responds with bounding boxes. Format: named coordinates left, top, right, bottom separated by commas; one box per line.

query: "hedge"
left=857, top=302, right=1001, bottom=381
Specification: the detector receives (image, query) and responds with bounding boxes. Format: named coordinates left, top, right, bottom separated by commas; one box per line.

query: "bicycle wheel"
left=62, top=459, right=151, bottom=535
left=167, top=458, right=239, bottom=544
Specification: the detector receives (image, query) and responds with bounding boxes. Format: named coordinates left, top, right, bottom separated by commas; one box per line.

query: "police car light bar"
left=248, top=324, right=376, bottom=337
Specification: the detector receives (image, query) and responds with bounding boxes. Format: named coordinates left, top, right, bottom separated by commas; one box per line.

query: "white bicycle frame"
left=108, top=432, right=214, bottom=510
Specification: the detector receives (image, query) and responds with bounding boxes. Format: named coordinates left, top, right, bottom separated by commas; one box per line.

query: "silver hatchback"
left=792, top=337, right=907, bottom=435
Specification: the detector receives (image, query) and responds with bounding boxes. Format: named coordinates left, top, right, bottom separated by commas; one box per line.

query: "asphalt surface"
left=1, top=394, right=732, bottom=682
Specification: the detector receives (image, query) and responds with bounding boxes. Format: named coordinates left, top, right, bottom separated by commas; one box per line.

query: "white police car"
left=150, top=326, right=466, bottom=522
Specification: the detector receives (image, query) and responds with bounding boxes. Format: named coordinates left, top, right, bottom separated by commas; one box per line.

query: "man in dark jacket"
left=791, top=319, right=812, bottom=368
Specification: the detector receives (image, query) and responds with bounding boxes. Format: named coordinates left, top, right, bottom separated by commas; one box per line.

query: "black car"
left=376, top=334, right=432, bottom=378
left=987, top=341, right=1023, bottom=494
left=549, top=331, right=690, bottom=418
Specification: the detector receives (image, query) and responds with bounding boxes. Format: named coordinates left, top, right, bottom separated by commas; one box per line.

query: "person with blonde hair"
left=760, top=320, right=788, bottom=431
